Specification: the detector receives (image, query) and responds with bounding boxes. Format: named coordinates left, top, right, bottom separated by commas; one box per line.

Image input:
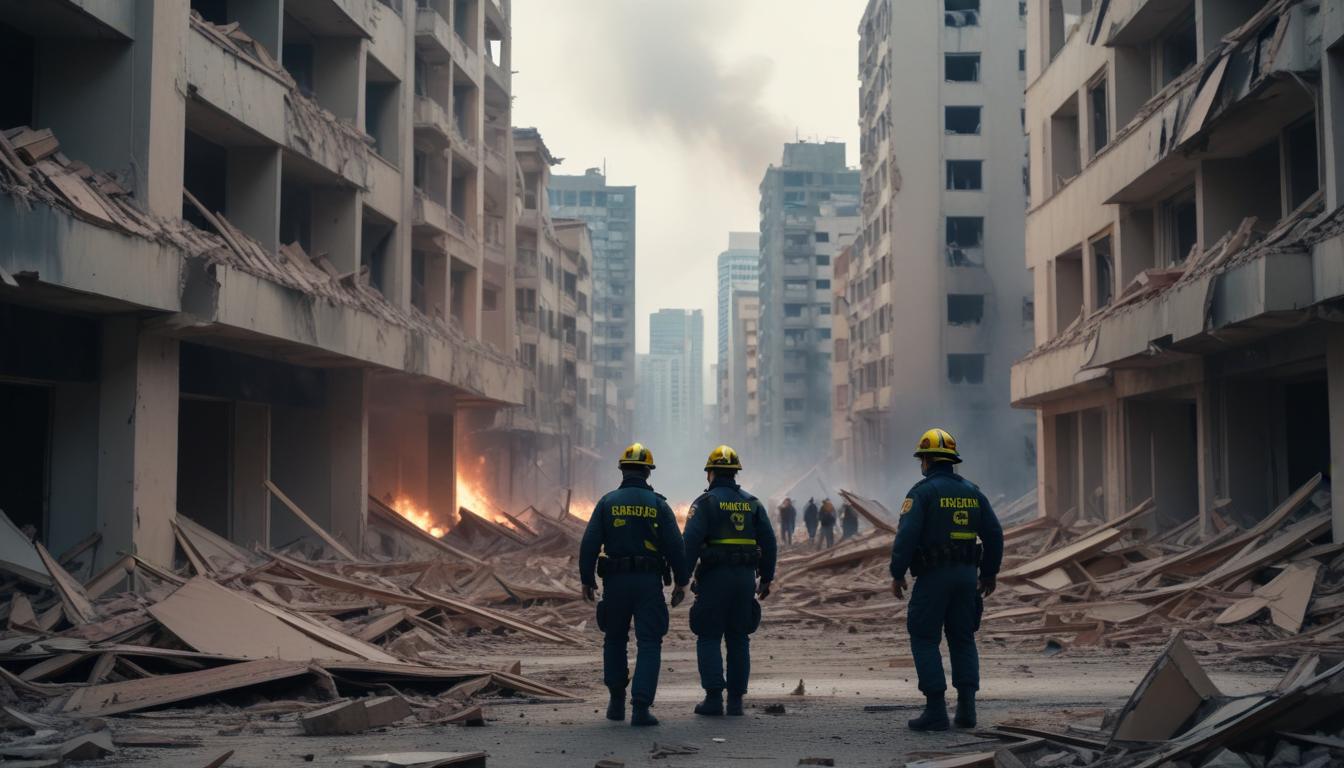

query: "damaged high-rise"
left=845, top=0, right=1036, bottom=501
left=0, top=0, right=526, bottom=565
left=1014, top=0, right=1344, bottom=539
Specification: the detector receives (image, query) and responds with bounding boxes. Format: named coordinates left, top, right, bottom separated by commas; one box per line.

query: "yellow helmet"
left=618, top=442, right=656, bottom=469
left=704, top=444, right=743, bottom=472
left=914, top=428, right=962, bottom=464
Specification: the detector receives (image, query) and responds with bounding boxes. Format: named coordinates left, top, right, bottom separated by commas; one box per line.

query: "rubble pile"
left=777, top=474, right=1344, bottom=660
left=0, top=490, right=596, bottom=763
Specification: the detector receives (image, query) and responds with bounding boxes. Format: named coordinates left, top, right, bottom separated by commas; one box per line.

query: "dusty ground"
left=101, top=619, right=1288, bottom=768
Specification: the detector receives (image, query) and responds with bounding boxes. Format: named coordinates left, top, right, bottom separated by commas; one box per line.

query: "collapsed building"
left=1014, top=0, right=1344, bottom=540
left=0, top=0, right=602, bottom=566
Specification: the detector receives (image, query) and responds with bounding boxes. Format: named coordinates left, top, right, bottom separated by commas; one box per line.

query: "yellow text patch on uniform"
left=901, top=498, right=914, bottom=515
left=611, top=505, right=658, bottom=518
left=720, top=501, right=752, bottom=512
left=613, top=519, right=626, bottom=528
left=953, top=510, right=970, bottom=526
left=938, top=497, right=980, bottom=510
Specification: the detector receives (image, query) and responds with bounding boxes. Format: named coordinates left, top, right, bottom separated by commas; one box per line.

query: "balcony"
left=413, top=95, right=451, bottom=146
left=414, top=6, right=452, bottom=64
left=412, top=189, right=448, bottom=234
left=483, top=141, right=507, bottom=178
left=450, top=119, right=479, bottom=164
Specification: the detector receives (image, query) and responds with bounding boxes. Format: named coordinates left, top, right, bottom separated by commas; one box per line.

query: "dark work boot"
left=954, top=690, right=976, bottom=728
left=605, top=686, right=626, bottom=721
left=726, top=692, right=745, bottom=716
left=908, top=693, right=950, bottom=732
left=694, top=689, right=725, bottom=716
left=630, top=700, right=659, bottom=726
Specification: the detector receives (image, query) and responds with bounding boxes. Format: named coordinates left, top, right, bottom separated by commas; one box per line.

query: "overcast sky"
left=512, top=0, right=868, bottom=381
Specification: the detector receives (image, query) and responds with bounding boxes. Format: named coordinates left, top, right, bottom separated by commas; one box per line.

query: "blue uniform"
left=889, top=463, right=1004, bottom=696
left=579, top=475, right=690, bottom=706
left=683, top=477, right=778, bottom=695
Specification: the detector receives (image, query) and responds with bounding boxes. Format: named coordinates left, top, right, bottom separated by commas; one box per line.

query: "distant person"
left=683, top=446, right=777, bottom=718
left=818, top=498, right=837, bottom=549
left=890, top=428, right=1004, bottom=732
left=841, top=502, right=860, bottom=540
left=579, top=443, right=689, bottom=727
left=803, top=498, right=819, bottom=544
left=777, top=498, right=797, bottom=546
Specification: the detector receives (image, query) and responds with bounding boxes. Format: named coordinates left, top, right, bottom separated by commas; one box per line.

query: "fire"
left=456, top=475, right=522, bottom=531
left=389, top=494, right=447, bottom=538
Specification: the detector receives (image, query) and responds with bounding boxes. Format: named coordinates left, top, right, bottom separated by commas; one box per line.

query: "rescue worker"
left=683, top=445, right=778, bottom=717
left=817, top=498, right=837, bottom=549
left=777, top=497, right=797, bottom=546
left=803, top=497, right=819, bottom=544
left=890, top=428, right=1004, bottom=732
left=840, top=501, right=860, bottom=540
left=579, top=443, right=690, bottom=727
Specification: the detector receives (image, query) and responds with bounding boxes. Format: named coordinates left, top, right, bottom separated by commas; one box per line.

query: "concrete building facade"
left=716, top=232, right=760, bottom=439
left=0, top=0, right=523, bottom=565
left=549, top=169, right=636, bottom=452
left=757, top=142, right=861, bottom=461
left=1014, top=0, right=1344, bottom=540
left=849, top=0, right=1035, bottom=500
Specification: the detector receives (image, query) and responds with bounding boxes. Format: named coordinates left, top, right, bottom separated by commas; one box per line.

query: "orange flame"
left=389, top=494, right=447, bottom=538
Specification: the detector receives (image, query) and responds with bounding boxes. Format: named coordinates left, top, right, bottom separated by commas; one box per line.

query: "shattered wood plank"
left=266, top=479, right=358, bottom=560
left=1000, top=528, right=1125, bottom=581
left=34, top=541, right=96, bottom=623
left=63, top=658, right=312, bottom=716
left=1110, top=633, right=1220, bottom=744
left=838, top=490, right=898, bottom=534
left=1215, top=561, right=1319, bottom=633
left=367, top=496, right=485, bottom=565
left=411, top=585, right=580, bottom=646
left=0, top=508, right=52, bottom=586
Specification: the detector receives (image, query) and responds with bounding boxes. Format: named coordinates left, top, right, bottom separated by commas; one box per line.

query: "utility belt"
left=696, top=544, right=760, bottom=577
left=910, top=541, right=982, bottom=578
left=597, top=555, right=672, bottom=585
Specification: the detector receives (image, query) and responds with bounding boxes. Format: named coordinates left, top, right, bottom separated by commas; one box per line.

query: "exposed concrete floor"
left=104, top=622, right=1287, bottom=768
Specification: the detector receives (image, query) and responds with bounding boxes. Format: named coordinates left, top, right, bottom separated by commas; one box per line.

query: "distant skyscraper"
left=757, top=142, right=860, bottom=457
left=717, top=233, right=759, bottom=435
left=550, top=169, right=636, bottom=450
left=646, top=309, right=705, bottom=446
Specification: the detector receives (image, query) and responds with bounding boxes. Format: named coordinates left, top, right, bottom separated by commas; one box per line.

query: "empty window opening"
left=1284, top=377, right=1330, bottom=492
left=278, top=175, right=312, bottom=253
left=947, top=160, right=983, bottom=190
left=1049, top=0, right=1092, bottom=61
left=1161, top=190, right=1197, bottom=265
left=283, top=41, right=315, bottom=97
left=946, top=53, right=981, bottom=83
left=1050, top=97, right=1081, bottom=191
left=0, top=22, right=35, bottom=130
left=177, top=398, right=232, bottom=538
left=1091, top=234, right=1113, bottom=309
left=1053, top=248, right=1084, bottom=332
left=361, top=211, right=394, bottom=295
left=365, top=77, right=400, bottom=160
left=946, top=106, right=981, bottom=135
left=1089, top=76, right=1109, bottom=155
left=1285, top=114, right=1320, bottom=211
left=947, top=294, right=985, bottom=325
left=1160, top=13, right=1198, bottom=86
left=0, top=382, right=50, bottom=542
left=453, top=0, right=476, bottom=49
left=946, top=216, right=984, bottom=266
left=411, top=249, right=427, bottom=313
left=182, top=130, right=228, bottom=231
left=947, top=354, right=985, bottom=384
left=945, top=0, right=979, bottom=27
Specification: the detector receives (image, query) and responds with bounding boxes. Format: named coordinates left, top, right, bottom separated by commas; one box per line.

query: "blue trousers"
left=690, top=567, right=759, bottom=695
left=906, top=564, right=981, bottom=696
left=598, top=573, right=669, bottom=705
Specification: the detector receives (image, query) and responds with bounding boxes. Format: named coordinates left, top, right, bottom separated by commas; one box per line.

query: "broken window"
left=946, top=217, right=984, bottom=266
left=1050, top=97, right=1081, bottom=191
left=1089, top=75, right=1109, bottom=155
left=945, top=53, right=980, bottom=83
left=815, top=232, right=831, bottom=243
left=1285, top=114, right=1321, bottom=211
left=182, top=131, right=227, bottom=231
left=1162, top=190, right=1197, bottom=265
left=361, top=211, right=394, bottom=295
left=947, top=354, right=985, bottom=384
left=1049, top=0, right=1091, bottom=62
left=1019, top=49, right=1026, bottom=73
left=945, top=0, right=979, bottom=27
left=947, top=160, right=983, bottom=190
left=0, top=23, right=34, bottom=130
left=1091, top=234, right=1114, bottom=309
left=365, top=78, right=400, bottom=160
left=1053, top=248, right=1084, bottom=331
left=1160, top=13, right=1197, bottom=86
left=947, top=294, right=985, bottom=325
left=945, top=106, right=981, bottom=135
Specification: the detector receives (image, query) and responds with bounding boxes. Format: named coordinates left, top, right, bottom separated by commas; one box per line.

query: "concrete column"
left=227, top=148, right=282, bottom=254
left=47, top=383, right=101, bottom=556
left=131, top=0, right=188, bottom=217
left=428, top=411, right=456, bottom=522
left=1036, top=409, right=1057, bottom=519
left=1195, top=379, right=1220, bottom=535
left=96, top=317, right=179, bottom=567
left=327, top=369, right=368, bottom=554
left=231, top=403, right=270, bottom=548
left=1324, top=45, right=1344, bottom=211
left=1327, top=330, right=1344, bottom=541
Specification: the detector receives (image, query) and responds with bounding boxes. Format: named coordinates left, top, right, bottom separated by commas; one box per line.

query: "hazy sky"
left=512, top=0, right=868, bottom=374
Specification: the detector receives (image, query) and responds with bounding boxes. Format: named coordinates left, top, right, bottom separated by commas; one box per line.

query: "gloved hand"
left=756, top=580, right=772, bottom=600
left=978, top=577, right=996, bottom=598
left=670, top=585, right=686, bottom=608
left=583, top=584, right=597, bottom=603
left=892, top=578, right=907, bottom=600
